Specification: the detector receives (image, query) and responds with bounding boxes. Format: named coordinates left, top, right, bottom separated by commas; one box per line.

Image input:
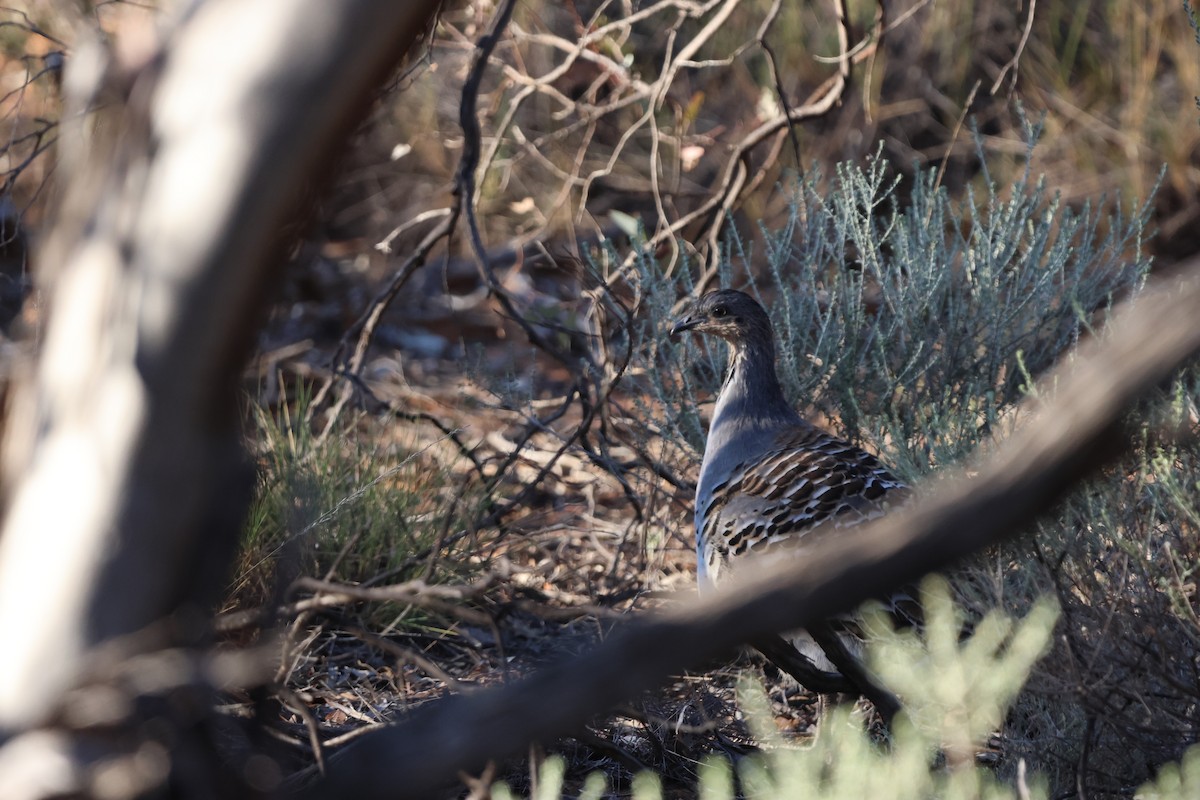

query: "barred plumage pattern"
left=697, top=423, right=908, bottom=585
left=671, top=289, right=912, bottom=672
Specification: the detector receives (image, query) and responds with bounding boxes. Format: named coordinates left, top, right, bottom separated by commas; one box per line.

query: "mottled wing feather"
left=700, top=425, right=908, bottom=583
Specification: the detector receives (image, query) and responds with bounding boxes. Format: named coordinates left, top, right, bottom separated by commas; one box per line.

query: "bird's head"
left=669, top=289, right=773, bottom=346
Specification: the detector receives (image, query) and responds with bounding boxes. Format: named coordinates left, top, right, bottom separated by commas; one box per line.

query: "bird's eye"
left=712, top=305, right=728, bottom=318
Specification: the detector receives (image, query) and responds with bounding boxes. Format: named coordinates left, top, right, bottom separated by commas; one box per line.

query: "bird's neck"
left=711, top=339, right=799, bottom=433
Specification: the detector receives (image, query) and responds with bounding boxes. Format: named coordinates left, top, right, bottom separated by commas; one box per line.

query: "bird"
left=669, top=288, right=910, bottom=695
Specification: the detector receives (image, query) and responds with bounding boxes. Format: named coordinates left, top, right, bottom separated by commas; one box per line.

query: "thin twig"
left=992, top=0, right=1036, bottom=94
left=348, top=626, right=473, bottom=694
left=280, top=687, right=327, bottom=776
left=930, top=79, right=981, bottom=217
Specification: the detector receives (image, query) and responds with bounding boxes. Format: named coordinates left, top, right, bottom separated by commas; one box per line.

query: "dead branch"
left=289, top=576, right=497, bottom=627
left=301, top=262, right=1200, bottom=799
left=458, top=0, right=581, bottom=370
left=215, top=574, right=498, bottom=634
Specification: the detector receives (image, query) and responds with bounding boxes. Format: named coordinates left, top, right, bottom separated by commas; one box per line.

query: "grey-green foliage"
left=626, top=133, right=1200, bottom=794
left=1140, top=746, right=1200, bottom=800
left=724, top=578, right=1060, bottom=800
left=492, top=581, right=1200, bottom=799
left=1006, top=369, right=1200, bottom=792
left=863, top=577, right=1060, bottom=767
left=495, top=578, right=1061, bottom=800
left=643, top=139, right=1151, bottom=483
left=237, top=390, right=465, bottom=603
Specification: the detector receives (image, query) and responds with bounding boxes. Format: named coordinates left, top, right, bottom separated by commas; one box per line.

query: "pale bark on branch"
left=0, top=0, right=440, bottom=784
left=304, top=263, right=1200, bottom=800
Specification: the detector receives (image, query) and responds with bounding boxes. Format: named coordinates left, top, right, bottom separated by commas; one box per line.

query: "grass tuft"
left=228, top=385, right=479, bottom=618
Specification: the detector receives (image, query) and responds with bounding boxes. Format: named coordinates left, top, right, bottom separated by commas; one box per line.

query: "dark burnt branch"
left=807, top=623, right=901, bottom=725
left=755, top=0, right=800, bottom=168
left=455, top=0, right=582, bottom=372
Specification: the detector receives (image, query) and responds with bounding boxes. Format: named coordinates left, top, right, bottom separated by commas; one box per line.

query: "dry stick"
left=219, top=574, right=496, bottom=634
left=303, top=265, right=1200, bottom=800
left=929, top=78, right=981, bottom=216
left=331, top=370, right=486, bottom=483
left=503, top=288, right=648, bottom=523
left=315, top=0, right=614, bottom=560
left=348, top=627, right=471, bottom=694
left=342, top=210, right=458, bottom=375
left=637, top=0, right=741, bottom=255
left=314, top=375, right=491, bottom=565
left=665, top=0, right=888, bottom=290
left=280, top=687, right=327, bottom=776
left=571, top=728, right=654, bottom=775
left=605, top=395, right=694, bottom=492
left=0, top=2, right=444, bottom=737
left=833, top=0, right=852, bottom=83
left=693, top=0, right=849, bottom=274
left=471, top=390, right=589, bottom=533
left=755, top=0, right=792, bottom=171
left=288, top=576, right=496, bottom=626
left=453, top=51, right=657, bottom=544
left=311, top=0, right=633, bottom=431
left=1, top=120, right=58, bottom=196
left=662, top=0, right=745, bottom=86
left=740, top=129, right=791, bottom=204
left=460, top=761, right=497, bottom=800
left=490, top=13, right=656, bottom=230
left=448, top=0, right=641, bottom=542
left=457, top=0, right=572, bottom=368
left=2, top=7, right=68, bottom=48
left=860, top=1, right=884, bottom=125
left=646, top=19, right=683, bottom=261
left=992, top=0, right=1036, bottom=94
left=681, top=0, right=874, bottom=295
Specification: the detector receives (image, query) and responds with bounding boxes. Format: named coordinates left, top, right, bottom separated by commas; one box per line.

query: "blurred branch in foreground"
left=0, top=0, right=439, bottom=795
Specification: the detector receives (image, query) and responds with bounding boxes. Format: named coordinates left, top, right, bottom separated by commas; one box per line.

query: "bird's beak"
left=669, top=312, right=700, bottom=339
